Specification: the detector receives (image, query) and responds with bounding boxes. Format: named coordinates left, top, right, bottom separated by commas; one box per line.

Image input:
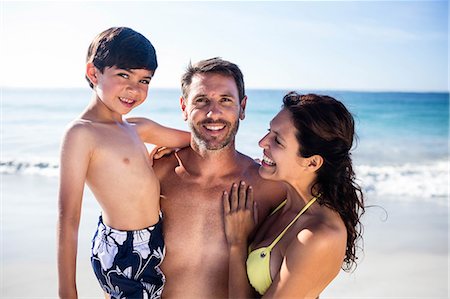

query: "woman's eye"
left=275, top=137, right=282, bottom=145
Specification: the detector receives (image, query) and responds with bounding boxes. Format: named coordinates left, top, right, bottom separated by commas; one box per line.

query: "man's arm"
left=57, top=124, right=92, bottom=299
left=127, top=117, right=190, bottom=148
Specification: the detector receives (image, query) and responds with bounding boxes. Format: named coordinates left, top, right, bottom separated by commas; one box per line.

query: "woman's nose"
left=258, top=132, right=269, bottom=148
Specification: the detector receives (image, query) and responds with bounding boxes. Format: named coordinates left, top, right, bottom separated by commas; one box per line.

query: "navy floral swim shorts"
left=91, top=213, right=165, bottom=299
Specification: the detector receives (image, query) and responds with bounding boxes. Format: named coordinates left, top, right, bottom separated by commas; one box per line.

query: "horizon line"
left=1, top=85, right=449, bottom=94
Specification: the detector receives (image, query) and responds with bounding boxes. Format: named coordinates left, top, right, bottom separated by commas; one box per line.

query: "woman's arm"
left=127, top=117, right=190, bottom=148
left=262, top=224, right=346, bottom=298
left=223, top=181, right=258, bottom=299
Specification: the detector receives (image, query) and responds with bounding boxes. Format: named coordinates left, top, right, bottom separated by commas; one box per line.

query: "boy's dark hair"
left=85, top=27, right=157, bottom=88
left=181, top=57, right=245, bottom=101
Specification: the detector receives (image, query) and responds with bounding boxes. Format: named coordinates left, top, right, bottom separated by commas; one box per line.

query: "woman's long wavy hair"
left=283, top=92, right=364, bottom=271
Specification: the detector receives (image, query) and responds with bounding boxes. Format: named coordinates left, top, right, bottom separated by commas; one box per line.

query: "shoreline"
left=1, top=174, right=448, bottom=298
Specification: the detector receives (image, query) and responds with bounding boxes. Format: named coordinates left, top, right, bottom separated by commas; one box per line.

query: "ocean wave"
left=1, top=159, right=59, bottom=177
left=356, top=160, right=448, bottom=200
left=2, top=158, right=448, bottom=200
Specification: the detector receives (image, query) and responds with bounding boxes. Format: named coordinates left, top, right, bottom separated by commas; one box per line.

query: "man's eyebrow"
left=192, top=93, right=207, bottom=98
left=219, top=93, right=236, bottom=98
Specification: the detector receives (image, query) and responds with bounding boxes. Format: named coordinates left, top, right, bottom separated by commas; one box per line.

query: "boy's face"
left=88, top=64, right=154, bottom=115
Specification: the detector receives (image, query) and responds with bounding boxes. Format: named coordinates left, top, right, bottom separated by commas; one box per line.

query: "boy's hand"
left=149, top=146, right=175, bottom=161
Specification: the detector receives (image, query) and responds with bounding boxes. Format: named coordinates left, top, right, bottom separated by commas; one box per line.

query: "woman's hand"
left=223, top=181, right=258, bottom=247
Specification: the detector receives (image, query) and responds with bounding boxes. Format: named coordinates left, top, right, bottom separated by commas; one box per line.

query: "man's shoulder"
left=236, top=151, right=260, bottom=170
left=153, top=146, right=190, bottom=178
left=237, top=152, right=285, bottom=196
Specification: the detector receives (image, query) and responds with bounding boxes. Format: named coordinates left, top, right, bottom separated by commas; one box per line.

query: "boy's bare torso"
left=153, top=148, right=285, bottom=298
left=75, top=118, right=160, bottom=230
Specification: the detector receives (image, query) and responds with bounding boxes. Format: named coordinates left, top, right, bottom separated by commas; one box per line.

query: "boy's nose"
left=127, top=82, right=140, bottom=94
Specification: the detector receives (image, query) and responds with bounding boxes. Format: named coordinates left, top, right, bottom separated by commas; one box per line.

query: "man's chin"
left=193, top=137, right=233, bottom=151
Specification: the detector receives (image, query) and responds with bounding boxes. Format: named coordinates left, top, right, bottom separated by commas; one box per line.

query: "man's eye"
left=275, top=137, right=282, bottom=145
left=195, top=98, right=207, bottom=103
left=221, top=97, right=232, bottom=102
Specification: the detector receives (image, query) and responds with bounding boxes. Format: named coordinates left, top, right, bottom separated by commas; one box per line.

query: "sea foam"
left=356, top=160, right=448, bottom=201
left=2, top=158, right=448, bottom=202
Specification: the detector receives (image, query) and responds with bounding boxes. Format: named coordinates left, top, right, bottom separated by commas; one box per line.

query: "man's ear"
left=239, top=96, right=247, bottom=120
left=180, top=96, right=188, bottom=121
left=86, top=63, right=98, bottom=86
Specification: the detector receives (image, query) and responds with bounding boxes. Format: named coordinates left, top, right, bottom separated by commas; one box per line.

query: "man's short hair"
left=85, top=27, right=157, bottom=88
left=181, top=57, right=245, bottom=101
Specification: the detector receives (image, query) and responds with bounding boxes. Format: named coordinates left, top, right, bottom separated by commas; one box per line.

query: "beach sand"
left=1, top=174, right=448, bottom=298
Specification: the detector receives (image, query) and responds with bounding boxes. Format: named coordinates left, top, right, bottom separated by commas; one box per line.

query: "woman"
left=223, top=92, right=365, bottom=298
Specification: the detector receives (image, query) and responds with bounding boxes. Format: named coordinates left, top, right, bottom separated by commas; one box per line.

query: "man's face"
left=181, top=73, right=247, bottom=151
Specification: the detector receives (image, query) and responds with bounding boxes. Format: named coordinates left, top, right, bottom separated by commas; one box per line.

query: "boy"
left=57, top=27, right=189, bottom=299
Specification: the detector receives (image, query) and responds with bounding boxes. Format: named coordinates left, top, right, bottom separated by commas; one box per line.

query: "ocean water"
left=1, top=88, right=449, bottom=203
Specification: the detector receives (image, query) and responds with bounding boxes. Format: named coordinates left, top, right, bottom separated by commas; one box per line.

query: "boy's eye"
left=118, top=73, right=129, bottom=79
left=140, top=79, right=150, bottom=85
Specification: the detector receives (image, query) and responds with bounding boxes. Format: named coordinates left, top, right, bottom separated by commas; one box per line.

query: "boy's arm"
left=57, top=124, right=92, bottom=299
left=127, top=117, right=190, bottom=148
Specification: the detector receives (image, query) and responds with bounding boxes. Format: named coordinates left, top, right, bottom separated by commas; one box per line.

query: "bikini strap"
left=270, top=199, right=287, bottom=216
left=267, top=194, right=320, bottom=250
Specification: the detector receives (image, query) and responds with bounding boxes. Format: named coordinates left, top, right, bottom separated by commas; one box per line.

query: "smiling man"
left=152, top=58, right=285, bottom=298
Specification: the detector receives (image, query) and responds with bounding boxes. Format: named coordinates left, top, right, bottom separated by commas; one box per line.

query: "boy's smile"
left=90, top=65, right=153, bottom=116
left=119, top=96, right=137, bottom=108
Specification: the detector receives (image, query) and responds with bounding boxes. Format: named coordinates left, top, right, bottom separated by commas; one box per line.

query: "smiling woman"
left=223, top=92, right=365, bottom=299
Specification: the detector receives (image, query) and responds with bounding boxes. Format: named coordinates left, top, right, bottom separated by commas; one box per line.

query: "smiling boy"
left=57, top=27, right=189, bottom=299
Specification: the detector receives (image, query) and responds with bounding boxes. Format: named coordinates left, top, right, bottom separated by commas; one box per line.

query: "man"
left=153, top=58, right=285, bottom=298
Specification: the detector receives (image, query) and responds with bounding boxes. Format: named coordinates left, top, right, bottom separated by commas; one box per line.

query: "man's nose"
left=206, top=102, right=222, bottom=118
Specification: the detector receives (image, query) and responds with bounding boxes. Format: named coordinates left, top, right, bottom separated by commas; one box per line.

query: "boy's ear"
left=86, top=63, right=98, bottom=85
left=239, top=96, right=247, bottom=120
left=180, top=96, right=188, bottom=121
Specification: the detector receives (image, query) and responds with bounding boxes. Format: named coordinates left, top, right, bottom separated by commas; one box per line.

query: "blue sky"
left=1, top=1, right=448, bottom=92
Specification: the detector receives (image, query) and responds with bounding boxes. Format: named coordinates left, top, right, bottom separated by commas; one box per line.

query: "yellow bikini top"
left=246, top=195, right=319, bottom=295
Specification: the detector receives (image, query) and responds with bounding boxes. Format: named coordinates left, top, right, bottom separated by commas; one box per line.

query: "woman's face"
left=258, top=108, right=309, bottom=183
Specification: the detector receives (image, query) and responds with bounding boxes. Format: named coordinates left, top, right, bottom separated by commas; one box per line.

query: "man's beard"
left=188, top=118, right=240, bottom=151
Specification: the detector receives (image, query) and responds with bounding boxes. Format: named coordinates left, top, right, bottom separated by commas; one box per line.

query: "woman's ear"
left=86, top=63, right=98, bottom=86
left=307, top=155, right=323, bottom=172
